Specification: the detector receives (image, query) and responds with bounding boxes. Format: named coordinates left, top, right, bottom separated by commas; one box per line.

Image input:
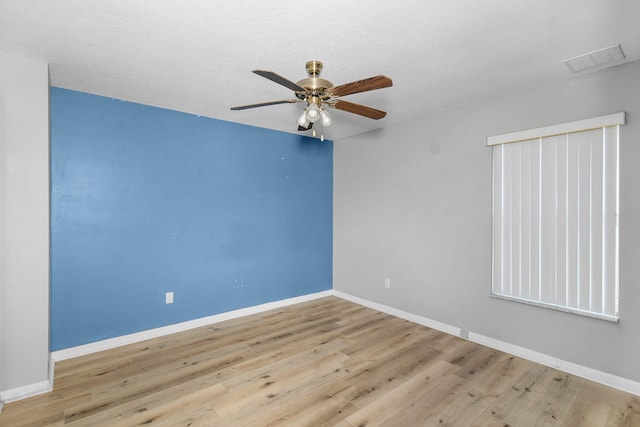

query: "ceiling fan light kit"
left=305, top=103, right=321, bottom=123
left=321, top=109, right=332, bottom=127
left=231, top=60, right=392, bottom=138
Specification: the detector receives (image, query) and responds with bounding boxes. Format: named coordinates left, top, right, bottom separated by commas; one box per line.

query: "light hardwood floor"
left=1, top=297, right=638, bottom=426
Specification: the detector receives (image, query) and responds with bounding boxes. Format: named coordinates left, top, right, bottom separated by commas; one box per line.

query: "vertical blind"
left=489, top=113, right=624, bottom=322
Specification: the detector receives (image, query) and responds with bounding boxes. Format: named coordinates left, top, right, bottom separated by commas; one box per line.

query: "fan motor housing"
left=296, top=77, right=333, bottom=91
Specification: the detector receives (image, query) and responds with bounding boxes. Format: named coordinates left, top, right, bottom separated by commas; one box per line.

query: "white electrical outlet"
left=165, top=292, right=174, bottom=304
left=384, top=278, right=391, bottom=289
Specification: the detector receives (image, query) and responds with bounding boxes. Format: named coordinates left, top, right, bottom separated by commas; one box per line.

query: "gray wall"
left=0, top=53, right=50, bottom=395
left=334, top=61, right=640, bottom=382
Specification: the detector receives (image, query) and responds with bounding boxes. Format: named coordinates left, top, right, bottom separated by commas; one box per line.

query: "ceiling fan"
left=231, top=60, right=392, bottom=136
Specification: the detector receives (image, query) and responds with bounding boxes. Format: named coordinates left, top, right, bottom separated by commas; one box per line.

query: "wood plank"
left=344, top=359, right=457, bottom=427
left=1, top=297, right=638, bottom=427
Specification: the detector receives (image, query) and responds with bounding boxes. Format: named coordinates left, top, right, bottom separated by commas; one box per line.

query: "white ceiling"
left=1, top=0, right=639, bottom=140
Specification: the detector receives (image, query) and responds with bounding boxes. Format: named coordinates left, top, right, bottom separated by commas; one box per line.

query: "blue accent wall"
left=50, top=88, right=333, bottom=351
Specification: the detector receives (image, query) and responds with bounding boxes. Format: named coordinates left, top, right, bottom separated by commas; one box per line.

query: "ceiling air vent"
left=563, top=44, right=625, bottom=73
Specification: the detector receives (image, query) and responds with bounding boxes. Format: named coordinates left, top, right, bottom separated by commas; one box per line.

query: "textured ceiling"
left=1, top=0, right=639, bottom=140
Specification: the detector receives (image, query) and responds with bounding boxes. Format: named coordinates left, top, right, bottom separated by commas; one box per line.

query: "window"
left=488, top=112, right=625, bottom=322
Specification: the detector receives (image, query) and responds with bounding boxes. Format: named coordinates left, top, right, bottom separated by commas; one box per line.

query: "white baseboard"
left=0, top=354, right=55, bottom=403
left=0, top=380, right=52, bottom=404
left=52, top=290, right=333, bottom=362
left=332, top=290, right=640, bottom=396
left=44, top=288, right=639, bottom=399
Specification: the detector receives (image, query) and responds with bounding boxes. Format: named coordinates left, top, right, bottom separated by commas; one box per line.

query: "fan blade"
left=328, top=75, right=392, bottom=97
left=253, top=70, right=307, bottom=92
left=332, top=100, right=387, bottom=120
left=230, top=100, right=298, bottom=110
